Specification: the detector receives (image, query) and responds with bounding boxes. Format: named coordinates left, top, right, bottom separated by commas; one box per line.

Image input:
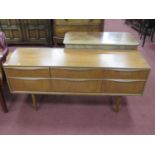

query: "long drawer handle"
left=110, top=68, right=146, bottom=72
left=6, top=67, right=48, bottom=70
left=9, top=77, right=95, bottom=82
left=103, top=79, right=145, bottom=83
left=52, top=68, right=98, bottom=71
left=52, top=78, right=96, bottom=82
left=51, top=78, right=146, bottom=82
left=7, top=67, right=145, bottom=72
left=52, top=68, right=145, bottom=72
left=8, top=77, right=145, bottom=83
left=8, top=77, right=50, bottom=80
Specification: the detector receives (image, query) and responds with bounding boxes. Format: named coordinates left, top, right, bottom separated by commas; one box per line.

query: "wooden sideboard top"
left=4, top=47, right=150, bottom=69
left=63, top=32, right=139, bottom=46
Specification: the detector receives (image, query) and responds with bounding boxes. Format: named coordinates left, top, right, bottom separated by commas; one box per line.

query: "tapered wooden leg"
left=31, top=94, right=37, bottom=110
left=112, top=96, right=122, bottom=112
left=0, top=86, right=8, bottom=113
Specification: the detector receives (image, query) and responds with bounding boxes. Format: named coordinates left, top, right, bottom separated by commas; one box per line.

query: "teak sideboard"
left=3, top=48, right=150, bottom=111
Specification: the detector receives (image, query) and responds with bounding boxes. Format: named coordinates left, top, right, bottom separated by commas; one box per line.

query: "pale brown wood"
left=112, top=96, right=122, bottom=112
left=8, top=78, right=51, bottom=92
left=33, top=78, right=146, bottom=95
left=50, top=79, right=102, bottom=93
left=4, top=48, right=150, bottom=95
left=53, top=19, right=104, bottom=44
left=3, top=48, right=150, bottom=69
left=3, top=47, right=150, bottom=111
left=51, top=68, right=148, bottom=79
left=11, top=91, right=143, bottom=96
left=31, top=94, right=37, bottom=110
left=4, top=48, right=54, bottom=67
left=101, top=79, right=145, bottom=94
left=5, top=67, right=50, bottom=78
left=64, top=32, right=139, bottom=50
left=65, top=44, right=138, bottom=50
left=64, top=32, right=139, bottom=45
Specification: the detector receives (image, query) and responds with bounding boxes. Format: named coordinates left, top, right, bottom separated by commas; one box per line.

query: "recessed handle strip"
left=110, top=69, right=145, bottom=72
left=8, top=77, right=50, bottom=80
left=52, top=68, right=96, bottom=71
left=52, top=68, right=145, bottom=72
left=6, top=67, right=48, bottom=70
left=52, top=78, right=94, bottom=82
left=103, top=79, right=145, bottom=83
left=51, top=78, right=145, bottom=82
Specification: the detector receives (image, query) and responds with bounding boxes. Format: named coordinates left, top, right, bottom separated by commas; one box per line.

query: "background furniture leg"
left=142, top=27, right=148, bottom=47
left=0, top=86, right=8, bottom=113
left=151, top=28, right=155, bottom=42
left=31, top=94, right=37, bottom=110
left=113, top=96, right=122, bottom=112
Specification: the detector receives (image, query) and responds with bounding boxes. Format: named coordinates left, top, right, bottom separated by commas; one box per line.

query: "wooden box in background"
left=53, top=19, right=104, bottom=45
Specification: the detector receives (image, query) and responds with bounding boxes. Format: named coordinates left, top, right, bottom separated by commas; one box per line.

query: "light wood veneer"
left=50, top=68, right=148, bottom=79
left=4, top=47, right=150, bottom=95
left=64, top=32, right=139, bottom=50
left=5, top=67, right=50, bottom=78
left=3, top=47, right=150, bottom=111
left=9, top=78, right=51, bottom=92
left=53, top=20, right=104, bottom=45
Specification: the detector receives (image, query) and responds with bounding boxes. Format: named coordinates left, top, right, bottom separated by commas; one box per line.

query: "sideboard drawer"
left=55, top=19, right=103, bottom=26
left=51, top=68, right=149, bottom=79
left=8, top=78, right=51, bottom=92
left=51, top=79, right=102, bottom=93
left=5, top=67, right=50, bottom=78
left=100, top=69, right=149, bottom=79
left=101, top=79, right=145, bottom=94
left=51, top=68, right=105, bottom=78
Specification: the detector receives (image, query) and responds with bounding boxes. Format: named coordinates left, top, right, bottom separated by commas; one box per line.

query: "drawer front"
left=51, top=68, right=149, bottom=79
left=50, top=79, right=102, bottom=93
left=54, top=25, right=103, bottom=37
left=101, top=79, right=145, bottom=94
left=5, top=67, right=50, bottom=78
left=54, top=19, right=103, bottom=25
left=8, top=78, right=51, bottom=92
